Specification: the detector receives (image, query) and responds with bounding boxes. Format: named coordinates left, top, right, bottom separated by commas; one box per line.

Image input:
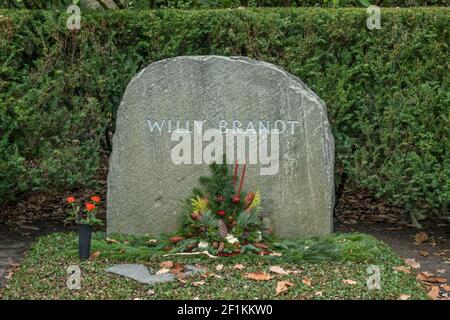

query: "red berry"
left=217, top=210, right=226, bottom=216
left=231, top=195, right=240, bottom=203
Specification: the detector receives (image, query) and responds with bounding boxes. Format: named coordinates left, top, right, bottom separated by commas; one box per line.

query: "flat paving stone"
left=106, top=263, right=206, bottom=285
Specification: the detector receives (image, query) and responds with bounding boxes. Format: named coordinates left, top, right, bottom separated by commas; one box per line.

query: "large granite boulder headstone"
left=107, top=56, right=334, bottom=238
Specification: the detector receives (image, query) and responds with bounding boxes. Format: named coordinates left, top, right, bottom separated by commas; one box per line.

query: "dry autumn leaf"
left=215, top=264, right=224, bottom=271
left=420, top=250, right=429, bottom=257
left=234, top=264, right=245, bottom=270
left=275, top=280, right=294, bottom=295
left=404, top=258, right=420, bottom=269
left=170, top=263, right=185, bottom=275
left=160, top=261, right=174, bottom=268
left=88, top=251, right=101, bottom=260
left=416, top=272, right=447, bottom=283
left=289, top=270, right=302, bottom=275
left=394, top=266, right=411, bottom=274
left=302, top=277, right=312, bottom=286
left=156, top=268, right=170, bottom=275
left=441, top=284, right=450, bottom=292
left=427, top=286, right=440, bottom=300
left=343, top=279, right=358, bottom=285
left=106, top=237, right=120, bottom=244
left=193, top=280, right=205, bottom=287
left=269, top=266, right=289, bottom=275
left=398, top=294, right=411, bottom=300
left=244, top=272, right=273, bottom=281
left=415, top=232, right=429, bottom=244
left=269, top=252, right=282, bottom=257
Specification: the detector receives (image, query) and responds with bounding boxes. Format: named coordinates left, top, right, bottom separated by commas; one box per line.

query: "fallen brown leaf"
left=160, top=261, right=174, bottom=268
left=415, top=232, right=429, bottom=244
left=269, top=252, right=282, bottom=257
left=244, top=272, right=273, bottom=281
left=106, top=237, right=120, bottom=244
left=193, top=280, right=205, bottom=287
left=343, top=279, right=358, bottom=285
left=275, top=280, right=294, bottom=295
left=420, top=250, right=429, bottom=257
left=393, top=266, right=411, bottom=274
left=170, top=263, right=185, bottom=275
left=404, top=258, right=420, bottom=269
left=416, top=272, right=447, bottom=283
left=441, top=284, right=450, bottom=292
left=427, top=286, right=440, bottom=300
left=155, top=268, right=170, bottom=275
left=269, top=266, right=289, bottom=275
left=398, top=294, right=411, bottom=300
left=302, top=277, right=312, bottom=286
left=234, top=264, right=245, bottom=270
left=289, top=270, right=302, bottom=275
left=215, top=264, right=224, bottom=271
left=89, top=251, right=101, bottom=260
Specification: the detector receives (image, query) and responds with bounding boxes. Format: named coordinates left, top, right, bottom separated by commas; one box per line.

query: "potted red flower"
left=66, top=196, right=103, bottom=260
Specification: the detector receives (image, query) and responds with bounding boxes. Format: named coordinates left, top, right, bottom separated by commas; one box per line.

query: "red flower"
left=90, top=196, right=101, bottom=203
left=231, top=195, right=240, bottom=204
left=66, top=196, right=75, bottom=204
left=85, top=203, right=96, bottom=212
left=217, top=210, right=226, bottom=216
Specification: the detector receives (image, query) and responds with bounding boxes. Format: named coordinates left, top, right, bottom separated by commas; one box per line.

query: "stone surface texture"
left=106, top=264, right=205, bottom=284
left=107, top=56, right=334, bottom=238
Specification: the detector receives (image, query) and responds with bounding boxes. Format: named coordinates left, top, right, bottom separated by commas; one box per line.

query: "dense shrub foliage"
left=0, top=8, right=448, bottom=221
left=0, top=0, right=447, bottom=9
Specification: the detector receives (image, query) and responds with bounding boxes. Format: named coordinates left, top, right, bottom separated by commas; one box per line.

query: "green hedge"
left=1, top=0, right=448, bottom=9
left=0, top=8, right=449, bottom=221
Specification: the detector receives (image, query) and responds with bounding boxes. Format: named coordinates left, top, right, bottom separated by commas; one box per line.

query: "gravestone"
left=107, top=56, right=334, bottom=238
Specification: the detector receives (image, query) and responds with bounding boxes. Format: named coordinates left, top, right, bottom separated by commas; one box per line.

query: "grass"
left=0, top=232, right=428, bottom=300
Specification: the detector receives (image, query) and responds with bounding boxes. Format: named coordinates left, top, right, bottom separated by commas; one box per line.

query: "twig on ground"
left=163, top=251, right=218, bottom=259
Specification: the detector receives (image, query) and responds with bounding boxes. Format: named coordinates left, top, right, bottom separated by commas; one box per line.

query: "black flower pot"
left=78, top=224, right=92, bottom=260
